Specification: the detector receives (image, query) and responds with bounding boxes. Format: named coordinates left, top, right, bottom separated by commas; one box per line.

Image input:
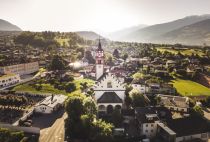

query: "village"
left=0, top=31, right=210, bottom=142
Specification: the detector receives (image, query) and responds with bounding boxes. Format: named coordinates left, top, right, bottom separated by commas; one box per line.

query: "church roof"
left=97, top=39, right=103, bottom=51
left=97, top=92, right=122, bottom=103
left=97, top=72, right=108, bottom=81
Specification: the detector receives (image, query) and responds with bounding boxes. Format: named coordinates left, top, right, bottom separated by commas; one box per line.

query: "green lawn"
left=171, top=78, right=210, bottom=96
left=157, top=48, right=205, bottom=56
left=12, top=78, right=95, bottom=96
left=68, top=78, right=95, bottom=96
left=12, top=84, right=66, bottom=95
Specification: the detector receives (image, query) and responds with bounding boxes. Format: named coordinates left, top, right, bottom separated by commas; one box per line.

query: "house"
left=131, top=83, right=148, bottom=94
left=34, top=95, right=67, bottom=114
left=157, top=94, right=189, bottom=114
left=166, top=117, right=210, bottom=142
left=93, top=40, right=125, bottom=115
left=0, top=73, right=20, bottom=88
left=135, top=107, right=160, bottom=138
left=166, top=60, right=177, bottom=68
left=147, top=83, right=160, bottom=94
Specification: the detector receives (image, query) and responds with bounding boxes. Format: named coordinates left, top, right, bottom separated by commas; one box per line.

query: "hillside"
left=0, top=19, right=21, bottom=31
left=107, top=24, right=147, bottom=41
left=156, top=19, right=210, bottom=45
left=76, top=31, right=104, bottom=41
left=119, top=15, right=210, bottom=43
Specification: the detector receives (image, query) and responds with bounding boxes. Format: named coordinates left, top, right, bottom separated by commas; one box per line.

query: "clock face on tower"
left=97, top=52, right=103, bottom=57
left=98, top=53, right=101, bottom=57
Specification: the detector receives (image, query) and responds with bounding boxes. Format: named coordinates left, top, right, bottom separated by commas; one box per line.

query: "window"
left=151, top=130, right=153, bottom=132
left=151, top=124, right=154, bottom=127
left=146, top=124, right=148, bottom=127
left=145, top=130, right=148, bottom=133
left=98, top=60, right=101, bottom=64
left=107, top=81, right=112, bottom=88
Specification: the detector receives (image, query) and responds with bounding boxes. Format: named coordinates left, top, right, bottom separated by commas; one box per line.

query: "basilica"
left=93, top=40, right=125, bottom=115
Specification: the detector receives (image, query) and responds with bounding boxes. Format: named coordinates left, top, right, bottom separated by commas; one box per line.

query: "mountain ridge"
left=0, top=19, right=22, bottom=31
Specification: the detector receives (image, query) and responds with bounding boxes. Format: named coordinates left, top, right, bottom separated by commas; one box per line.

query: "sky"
left=1, top=0, right=210, bottom=33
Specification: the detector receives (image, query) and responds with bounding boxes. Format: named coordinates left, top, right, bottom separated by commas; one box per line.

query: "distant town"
left=0, top=29, right=210, bottom=142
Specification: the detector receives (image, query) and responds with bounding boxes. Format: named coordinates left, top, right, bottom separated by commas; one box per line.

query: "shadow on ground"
left=32, top=109, right=64, bottom=129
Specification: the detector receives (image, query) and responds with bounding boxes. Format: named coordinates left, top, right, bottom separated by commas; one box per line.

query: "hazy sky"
left=1, top=0, right=210, bottom=33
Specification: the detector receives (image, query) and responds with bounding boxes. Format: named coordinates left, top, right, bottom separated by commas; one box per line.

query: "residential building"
left=0, top=73, right=20, bottom=88
left=0, top=61, right=39, bottom=75
left=157, top=94, right=189, bottom=114
left=34, top=95, right=67, bottom=114
left=135, top=107, right=160, bottom=138
left=162, top=117, right=210, bottom=142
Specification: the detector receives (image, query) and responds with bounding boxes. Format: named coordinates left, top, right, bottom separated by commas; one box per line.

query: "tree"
left=49, top=55, right=66, bottom=71
left=65, top=96, right=84, bottom=121
left=65, top=95, right=113, bottom=141
left=65, top=82, right=76, bottom=93
left=113, top=49, right=120, bottom=58
left=122, top=53, right=128, bottom=61
left=124, top=85, right=133, bottom=108
left=90, top=120, right=113, bottom=142
left=85, top=50, right=95, bottom=64
left=80, top=82, right=88, bottom=92
left=192, top=105, right=204, bottom=117
left=130, top=89, right=146, bottom=107
left=83, top=97, right=97, bottom=117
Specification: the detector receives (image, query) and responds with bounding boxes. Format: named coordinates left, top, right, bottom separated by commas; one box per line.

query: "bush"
left=65, top=82, right=76, bottom=93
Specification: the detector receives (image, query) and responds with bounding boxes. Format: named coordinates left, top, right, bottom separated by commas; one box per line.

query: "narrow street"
left=39, top=113, right=67, bottom=142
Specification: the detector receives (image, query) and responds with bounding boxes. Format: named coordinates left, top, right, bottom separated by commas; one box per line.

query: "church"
left=93, top=40, right=125, bottom=115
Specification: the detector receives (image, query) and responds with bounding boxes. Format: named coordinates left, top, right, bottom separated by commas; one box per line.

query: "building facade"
left=94, top=40, right=125, bottom=115
left=0, top=62, right=39, bottom=76
left=0, top=74, right=20, bottom=88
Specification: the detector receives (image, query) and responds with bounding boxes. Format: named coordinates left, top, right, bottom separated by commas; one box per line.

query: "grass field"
left=157, top=48, right=205, bottom=56
left=12, top=78, right=95, bottom=96
left=68, top=78, right=95, bottom=96
left=171, top=78, right=210, bottom=96
left=12, top=83, right=66, bottom=95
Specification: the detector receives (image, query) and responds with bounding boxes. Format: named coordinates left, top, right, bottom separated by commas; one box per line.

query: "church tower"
left=95, top=39, right=104, bottom=80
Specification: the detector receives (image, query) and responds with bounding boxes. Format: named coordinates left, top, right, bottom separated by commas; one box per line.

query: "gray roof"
left=135, top=107, right=159, bottom=123
left=157, top=122, right=176, bottom=135
left=97, top=92, right=122, bottom=103
left=166, top=117, right=210, bottom=137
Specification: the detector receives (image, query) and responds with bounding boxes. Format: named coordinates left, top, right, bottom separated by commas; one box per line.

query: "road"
left=39, top=113, right=67, bottom=142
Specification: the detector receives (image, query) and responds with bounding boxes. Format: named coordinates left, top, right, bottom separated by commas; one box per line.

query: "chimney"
left=51, top=94, right=54, bottom=102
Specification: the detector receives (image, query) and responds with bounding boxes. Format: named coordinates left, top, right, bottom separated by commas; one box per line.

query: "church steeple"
left=97, top=38, right=103, bottom=51
left=95, top=38, right=104, bottom=80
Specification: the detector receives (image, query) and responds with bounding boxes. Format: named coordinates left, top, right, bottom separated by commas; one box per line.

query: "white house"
left=34, top=95, right=67, bottom=114
left=135, top=107, right=160, bottom=138
left=131, top=84, right=148, bottom=94
left=0, top=73, right=20, bottom=88
left=94, top=40, right=125, bottom=115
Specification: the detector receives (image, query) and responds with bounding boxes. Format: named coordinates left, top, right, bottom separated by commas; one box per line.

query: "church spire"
left=97, top=37, right=103, bottom=51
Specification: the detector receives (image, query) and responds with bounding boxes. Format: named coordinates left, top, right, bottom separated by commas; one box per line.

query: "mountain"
left=107, top=24, right=147, bottom=41
left=119, top=15, right=210, bottom=43
left=0, top=19, right=22, bottom=31
left=76, top=31, right=104, bottom=41
left=155, top=19, right=210, bottom=45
